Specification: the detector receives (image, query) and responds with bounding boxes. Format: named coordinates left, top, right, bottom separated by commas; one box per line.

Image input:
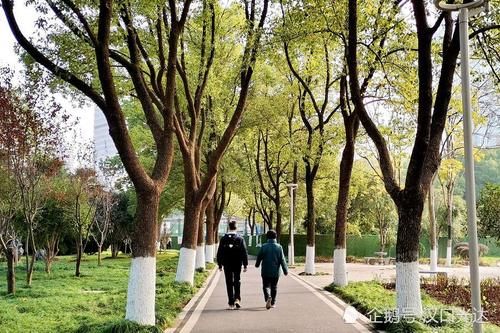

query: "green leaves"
left=478, top=183, right=500, bottom=241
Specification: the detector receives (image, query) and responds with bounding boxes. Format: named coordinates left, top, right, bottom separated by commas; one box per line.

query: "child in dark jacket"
left=255, top=229, right=288, bottom=309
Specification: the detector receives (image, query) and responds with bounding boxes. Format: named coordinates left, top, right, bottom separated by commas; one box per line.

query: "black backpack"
left=221, top=234, right=242, bottom=265
left=222, top=234, right=241, bottom=252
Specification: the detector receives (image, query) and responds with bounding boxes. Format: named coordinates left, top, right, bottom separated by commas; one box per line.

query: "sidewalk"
left=167, top=260, right=374, bottom=333
left=288, top=262, right=500, bottom=289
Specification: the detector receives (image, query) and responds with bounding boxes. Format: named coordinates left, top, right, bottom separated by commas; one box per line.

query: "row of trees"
left=2, top=0, right=498, bottom=327
left=0, top=75, right=135, bottom=294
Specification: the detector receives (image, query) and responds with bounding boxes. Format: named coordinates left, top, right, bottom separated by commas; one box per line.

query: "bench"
left=363, top=257, right=378, bottom=265
left=364, top=257, right=395, bottom=265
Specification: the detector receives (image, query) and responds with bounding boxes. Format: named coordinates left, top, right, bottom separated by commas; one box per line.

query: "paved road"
left=171, top=260, right=374, bottom=333
left=288, top=262, right=500, bottom=290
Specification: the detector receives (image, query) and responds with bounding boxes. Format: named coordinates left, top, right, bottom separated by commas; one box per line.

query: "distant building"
left=93, top=108, right=118, bottom=164
left=159, top=211, right=251, bottom=242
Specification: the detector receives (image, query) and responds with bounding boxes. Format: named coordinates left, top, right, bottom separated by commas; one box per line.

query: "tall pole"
left=459, top=8, right=483, bottom=332
left=287, top=183, right=297, bottom=266
left=433, top=2, right=486, bottom=332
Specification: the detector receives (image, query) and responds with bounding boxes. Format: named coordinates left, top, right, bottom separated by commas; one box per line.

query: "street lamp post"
left=433, top=1, right=489, bottom=332
left=287, top=183, right=298, bottom=266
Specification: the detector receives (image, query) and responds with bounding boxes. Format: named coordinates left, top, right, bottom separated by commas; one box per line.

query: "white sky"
left=0, top=4, right=95, bottom=168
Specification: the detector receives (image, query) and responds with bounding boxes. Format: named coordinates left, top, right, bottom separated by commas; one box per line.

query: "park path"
left=168, top=260, right=375, bottom=333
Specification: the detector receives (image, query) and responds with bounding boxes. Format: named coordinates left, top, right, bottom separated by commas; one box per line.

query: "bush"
left=454, top=242, right=489, bottom=259
left=346, top=255, right=357, bottom=263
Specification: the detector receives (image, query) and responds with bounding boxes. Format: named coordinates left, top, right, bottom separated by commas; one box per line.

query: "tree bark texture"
left=6, top=245, right=15, bottom=294
left=26, top=228, right=36, bottom=285
left=396, top=194, right=425, bottom=263
left=97, top=246, right=102, bottom=266
left=75, top=237, right=82, bottom=277
left=181, top=188, right=202, bottom=251
left=206, top=197, right=216, bottom=246
left=132, top=190, right=161, bottom=258
left=334, top=114, right=359, bottom=249
left=305, top=167, right=316, bottom=246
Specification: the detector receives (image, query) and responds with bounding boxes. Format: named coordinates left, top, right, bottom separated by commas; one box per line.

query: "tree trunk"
left=27, top=252, right=35, bottom=286
left=428, top=175, right=438, bottom=272
left=175, top=185, right=201, bottom=284
left=275, top=203, right=282, bottom=241
left=6, top=245, right=15, bottom=294
left=205, top=197, right=216, bottom=263
left=75, top=236, right=82, bottom=277
left=379, top=230, right=386, bottom=252
left=304, top=168, right=316, bottom=275
left=24, top=233, right=30, bottom=284
left=195, top=208, right=206, bottom=271
left=111, top=244, right=119, bottom=258
left=395, top=194, right=424, bottom=316
left=250, top=208, right=256, bottom=235
left=13, top=243, right=18, bottom=266
left=97, top=245, right=102, bottom=266
left=26, top=228, right=36, bottom=286
left=333, top=114, right=358, bottom=287
left=125, top=190, right=160, bottom=326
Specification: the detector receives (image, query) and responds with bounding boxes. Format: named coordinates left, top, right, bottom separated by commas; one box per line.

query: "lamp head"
left=434, top=0, right=486, bottom=11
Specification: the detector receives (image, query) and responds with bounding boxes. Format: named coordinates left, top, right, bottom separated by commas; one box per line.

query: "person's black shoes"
left=266, top=297, right=272, bottom=310
left=234, top=299, right=241, bottom=309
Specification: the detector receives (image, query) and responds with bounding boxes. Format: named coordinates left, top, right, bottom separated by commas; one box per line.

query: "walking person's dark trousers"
left=223, top=268, right=241, bottom=305
left=262, top=276, right=279, bottom=305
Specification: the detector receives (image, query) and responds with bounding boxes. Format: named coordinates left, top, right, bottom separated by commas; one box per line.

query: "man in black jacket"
left=216, top=220, right=248, bottom=310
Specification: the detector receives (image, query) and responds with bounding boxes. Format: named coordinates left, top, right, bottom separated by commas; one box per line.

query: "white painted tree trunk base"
left=396, top=261, right=423, bottom=316
left=175, top=247, right=196, bottom=285
left=446, top=246, right=452, bottom=267
left=248, top=236, right=253, bottom=247
left=205, top=244, right=215, bottom=263
left=125, top=257, right=156, bottom=325
left=304, top=246, right=315, bottom=275
left=195, top=245, right=206, bottom=270
left=430, top=248, right=438, bottom=272
left=333, top=248, right=347, bottom=287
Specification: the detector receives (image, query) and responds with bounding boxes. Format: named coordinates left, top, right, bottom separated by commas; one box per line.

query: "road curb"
left=164, top=266, right=219, bottom=333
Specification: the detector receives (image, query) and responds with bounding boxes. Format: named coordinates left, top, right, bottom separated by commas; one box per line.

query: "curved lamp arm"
left=434, top=0, right=486, bottom=11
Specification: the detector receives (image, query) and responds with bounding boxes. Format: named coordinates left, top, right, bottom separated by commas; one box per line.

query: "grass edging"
left=325, top=281, right=500, bottom=333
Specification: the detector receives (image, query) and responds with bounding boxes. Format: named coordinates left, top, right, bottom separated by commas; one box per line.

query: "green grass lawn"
left=326, top=281, right=500, bottom=333
left=0, top=251, right=213, bottom=333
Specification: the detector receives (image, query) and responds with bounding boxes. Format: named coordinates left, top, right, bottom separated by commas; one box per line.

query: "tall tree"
left=37, top=182, right=72, bottom=275
left=2, top=0, right=192, bottom=324
left=174, top=0, right=269, bottom=283
left=0, top=80, right=21, bottom=295
left=347, top=0, right=466, bottom=315
left=67, top=167, right=99, bottom=277
left=91, top=189, right=117, bottom=266
left=0, top=154, right=19, bottom=294
left=333, top=76, right=359, bottom=286
left=255, top=129, right=289, bottom=240
left=280, top=4, right=341, bottom=274
left=0, top=72, right=64, bottom=286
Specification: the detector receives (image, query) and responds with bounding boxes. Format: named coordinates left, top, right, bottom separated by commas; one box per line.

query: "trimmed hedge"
left=169, top=234, right=500, bottom=258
